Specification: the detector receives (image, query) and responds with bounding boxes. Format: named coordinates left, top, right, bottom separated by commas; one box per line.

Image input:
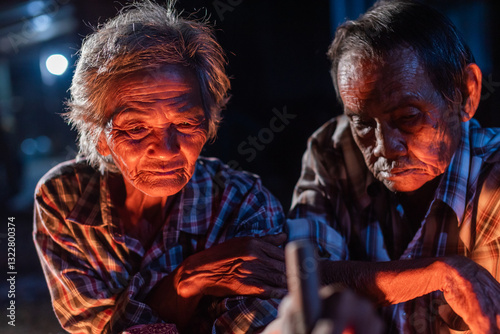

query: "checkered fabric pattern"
left=288, top=115, right=500, bottom=333
left=33, top=156, right=284, bottom=334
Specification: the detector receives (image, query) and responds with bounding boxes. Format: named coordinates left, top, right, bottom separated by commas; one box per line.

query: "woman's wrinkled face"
left=337, top=48, right=462, bottom=192
left=99, top=65, right=208, bottom=197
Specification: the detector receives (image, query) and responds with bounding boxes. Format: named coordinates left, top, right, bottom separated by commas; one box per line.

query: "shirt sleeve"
left=206, top=173, right=285, bottom=333
left=33, top=184, right=162, bottom=334
left=287, top=119, right=351, bottom=261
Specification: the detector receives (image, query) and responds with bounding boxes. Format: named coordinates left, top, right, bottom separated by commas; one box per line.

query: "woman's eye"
left=125, top=126, right=149, bottom=137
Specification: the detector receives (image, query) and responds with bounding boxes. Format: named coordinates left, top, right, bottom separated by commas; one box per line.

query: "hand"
left=176, top=233, right=287, bottom=300
left=439, top=256, right=500, bottom=334
left=146, top=233, right=287, bottom=331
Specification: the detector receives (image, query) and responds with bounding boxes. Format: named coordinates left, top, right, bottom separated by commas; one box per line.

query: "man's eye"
left=354, top=121, right=373, bottom=129
left=351, top=117, right=375, bottom=136
left=399, top=114, right=418, bottom=121
left=396, top=112, right=421, bottom=130
left=177, top=121, right=196, bottom=129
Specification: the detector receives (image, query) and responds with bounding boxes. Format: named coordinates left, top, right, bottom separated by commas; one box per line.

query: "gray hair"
left=65, top=0, right=230, bottom=172
left=328, top=0, right=474, bottom=107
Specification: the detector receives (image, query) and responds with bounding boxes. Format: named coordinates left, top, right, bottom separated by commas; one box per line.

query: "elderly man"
left=33, top=2, right=286, bottom=333
left=287, top=0, right=500, bottom=333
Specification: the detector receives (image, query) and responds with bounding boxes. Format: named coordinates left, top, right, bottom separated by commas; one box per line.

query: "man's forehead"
left=337, top=48, right=424, bottom=107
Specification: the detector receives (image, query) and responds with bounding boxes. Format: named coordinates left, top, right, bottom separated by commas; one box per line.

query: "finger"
left=256, top=256, right=286, bottom=275
left=258, top=241, right=286, bottom=261
left=224, top=276, right=287, bottom=298
left=242, top=265, right=287, bottom=288
left=261, top=285, right=288, bottom=299
left=261, top=232, right=287, bottom=246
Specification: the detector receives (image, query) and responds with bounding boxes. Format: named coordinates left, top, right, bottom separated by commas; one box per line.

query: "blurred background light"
left=27, top=0, right=45, bottom=16
left=45, top=54, right=68, bottom=75
left=20, top=135, right=52, bottom=155
left=32, top=14, right=52, bottom=33
left=21, top=138, right=38, bottom=155
left=36, top=135, right=52, bottom=153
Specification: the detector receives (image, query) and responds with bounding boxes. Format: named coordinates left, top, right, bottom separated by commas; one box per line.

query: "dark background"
left=0, top=0, right=499, bottom=332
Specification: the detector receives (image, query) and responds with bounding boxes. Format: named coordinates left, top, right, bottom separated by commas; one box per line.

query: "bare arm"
left=145, top=234, right=287, bottom=332
left=320, top=256, right=500, bottom=334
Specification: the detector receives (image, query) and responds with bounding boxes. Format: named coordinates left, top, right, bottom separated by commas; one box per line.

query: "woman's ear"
left=97, top=134, right=111, bottom=156
left=461, top=63, right=482, bottom=122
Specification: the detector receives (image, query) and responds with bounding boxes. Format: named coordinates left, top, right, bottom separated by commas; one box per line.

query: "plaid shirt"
left=288, top=114, right=500, bottom=333
left=33, top=156, right=284, bottom=334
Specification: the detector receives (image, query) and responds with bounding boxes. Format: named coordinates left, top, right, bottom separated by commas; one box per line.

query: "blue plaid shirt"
left=288, top=115, right=500, bottom=333
left=33, top=156, right=284, bottom=334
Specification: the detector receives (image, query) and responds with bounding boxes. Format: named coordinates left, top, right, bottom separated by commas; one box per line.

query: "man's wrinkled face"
left=337, top=48, right=462, bottom=192
left=99, top=65, right=208, bottom=197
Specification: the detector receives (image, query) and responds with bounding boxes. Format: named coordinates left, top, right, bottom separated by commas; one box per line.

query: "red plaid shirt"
left=34, top=157, right=284, bottom=334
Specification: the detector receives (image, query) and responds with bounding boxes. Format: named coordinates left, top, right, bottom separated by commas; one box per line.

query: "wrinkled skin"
left=147, top=233, right=287, bottom=332
left=337, top=48, right=466, bottom=192
left=176, top=234, right=287, bottom=299
left=439, top=257, right=500, bottom=334
left=98, top=65, right=208, bottom=198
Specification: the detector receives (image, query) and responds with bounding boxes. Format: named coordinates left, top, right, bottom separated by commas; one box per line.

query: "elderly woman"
left=33, top=2, right=286, bottom=333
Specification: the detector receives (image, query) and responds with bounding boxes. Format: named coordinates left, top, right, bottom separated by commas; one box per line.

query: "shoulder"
left=194, top=156, right=266, bottom=194
left=308, top=115, right=345, bottom=146
left=469, top=120, right=500, bottom=162
left=34, top=159, right=99, bottom=215
left=301, top=114, right=364, bottom=178
left=467, top=122, right=500, bottom=244
left=305, top=114, right=354, bottom=158
left=192, top=157, right=284, bottom=235
left=36, top=159, right=97, bottom=192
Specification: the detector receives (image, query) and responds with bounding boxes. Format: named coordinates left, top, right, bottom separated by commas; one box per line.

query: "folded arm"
left=145, top=234, right=287, bottom=332
left=320, top=256, right=500, bottom=333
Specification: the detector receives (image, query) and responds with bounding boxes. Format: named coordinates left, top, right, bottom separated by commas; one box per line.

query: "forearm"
left=319, top=258, right=444, bottom=306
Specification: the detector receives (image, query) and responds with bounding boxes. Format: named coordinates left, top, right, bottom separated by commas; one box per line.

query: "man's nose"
left=373, top=123, right=406, bottom=159
left=148, top=126, right=180, bottom=157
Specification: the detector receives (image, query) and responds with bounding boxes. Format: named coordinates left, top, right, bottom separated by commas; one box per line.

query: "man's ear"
left=461, top=63, right=482, bottom=122
left=97, top=133, right=111, bottom=156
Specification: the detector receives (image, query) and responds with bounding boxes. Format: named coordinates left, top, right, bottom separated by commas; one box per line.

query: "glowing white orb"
left=46, top=54, right=68, bottom=75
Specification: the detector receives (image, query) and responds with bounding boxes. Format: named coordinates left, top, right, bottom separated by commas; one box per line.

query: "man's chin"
left=382, top=178, right=429, bottom=193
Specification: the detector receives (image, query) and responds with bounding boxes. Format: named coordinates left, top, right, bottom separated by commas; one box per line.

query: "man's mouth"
left=378, top=167, right=426, bottom=178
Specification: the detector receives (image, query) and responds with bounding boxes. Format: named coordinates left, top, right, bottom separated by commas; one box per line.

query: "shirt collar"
left=434, top=120, right=472, bottom=226
left=175, top=159, right=214, bottom=236
left=332, top=115, right=374, bottom=210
